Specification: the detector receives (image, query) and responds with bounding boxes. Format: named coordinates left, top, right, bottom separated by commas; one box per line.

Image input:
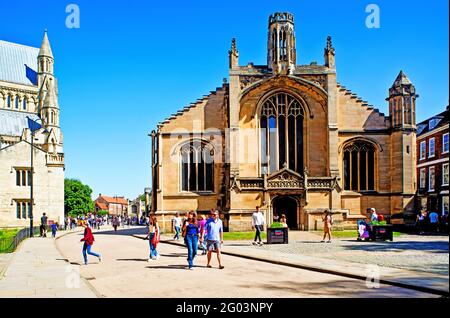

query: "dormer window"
left=417, top=124, right=427, bottom=135
left=429, top=118, right=441, bottom=130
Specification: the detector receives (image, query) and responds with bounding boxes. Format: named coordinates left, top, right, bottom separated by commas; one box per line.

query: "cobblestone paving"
left=251, top=234, right=449, bottom=277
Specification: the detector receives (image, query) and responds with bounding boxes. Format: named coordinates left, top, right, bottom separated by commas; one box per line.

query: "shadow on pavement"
left=116, top=258, right=149, bottom=262
left=93, top=227, right=148, bottom=236
left=158, top=253, right=187, bottom=258
left=146, top=264, right=188, bottom=270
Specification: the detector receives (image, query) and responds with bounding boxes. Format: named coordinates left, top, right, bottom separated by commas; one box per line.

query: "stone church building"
left=151, top=12, right=417, bottom=231
left=0, top=32, right=65, bottom=227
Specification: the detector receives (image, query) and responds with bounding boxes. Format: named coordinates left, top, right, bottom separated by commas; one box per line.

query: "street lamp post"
left=29, top=130, right=35, bottom=238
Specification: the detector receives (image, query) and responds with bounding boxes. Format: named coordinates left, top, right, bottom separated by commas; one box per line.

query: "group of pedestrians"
left=146, top=210, right=224, bottom=270
left=416, top=209, right=448, bottom=234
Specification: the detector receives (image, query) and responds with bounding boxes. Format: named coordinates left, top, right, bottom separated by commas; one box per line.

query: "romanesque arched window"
left=15, top=96, right=19, bottom=109
left=343, top=141, right=376, bottom=191
left=23, top=98, right=27, bottom=110
left=260, top=92, right=304, bottom=174
left=7, top=95, right=11, bottom=108
left=180, top=141, right=214, bottom=192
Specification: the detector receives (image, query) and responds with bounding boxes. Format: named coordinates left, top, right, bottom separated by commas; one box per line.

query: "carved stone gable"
left=267, top=168, right=304, bottom=189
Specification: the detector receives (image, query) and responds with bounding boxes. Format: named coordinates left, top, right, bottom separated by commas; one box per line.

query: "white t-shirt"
left=252, top=212, right=265, bottom=226
left=173, top=217, right=181, bottom=227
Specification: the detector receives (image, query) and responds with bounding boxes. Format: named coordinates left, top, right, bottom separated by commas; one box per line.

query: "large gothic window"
left=180, top=141, right=214, bottom=192
left=260, top=92, right=304, bottom=174
left=343, top=141, right=376, bottom=191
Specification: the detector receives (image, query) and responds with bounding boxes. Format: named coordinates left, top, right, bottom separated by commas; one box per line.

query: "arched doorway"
left=273, top=196, right=298, bottom=229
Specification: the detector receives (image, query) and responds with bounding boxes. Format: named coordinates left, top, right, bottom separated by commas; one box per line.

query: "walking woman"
left=321, top=209, right=333, bottom=243
left=80, top=223, right=102, bottom=265
left=146, top=216, right=160, bottom=261
left=184, top=211, right=199, bottom=270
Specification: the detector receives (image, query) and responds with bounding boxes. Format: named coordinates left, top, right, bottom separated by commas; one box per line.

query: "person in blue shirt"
left=183, top=211, right=199, bottom=270
left=51, top=222, right=58, bottom=238
left=202, top=210, right=224, bottom=269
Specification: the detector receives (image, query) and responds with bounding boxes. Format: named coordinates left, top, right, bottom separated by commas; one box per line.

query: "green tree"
left=96, top=210, right=109, bottom=217
left=64, top=179, right=94, bottom=217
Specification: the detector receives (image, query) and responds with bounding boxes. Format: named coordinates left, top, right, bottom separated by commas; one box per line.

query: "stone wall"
left=0, top=141, right=64, bottom=227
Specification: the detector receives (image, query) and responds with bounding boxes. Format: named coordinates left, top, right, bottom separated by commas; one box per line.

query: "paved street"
left=244, top=232, right=449, bottom=277
left=52, top=227, right=440, bottom=298
left=0, top=235, right=96, bottom=298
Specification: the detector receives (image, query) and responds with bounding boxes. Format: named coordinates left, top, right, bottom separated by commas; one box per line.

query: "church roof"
left=97, top=195, right=128, bottom=205
left=0, top=109, right=40, bottom=137
left=0, top=40, right=39, bottom=86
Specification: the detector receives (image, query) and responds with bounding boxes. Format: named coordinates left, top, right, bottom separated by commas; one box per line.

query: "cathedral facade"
left=151, top=12, right=417, bottom=231
left=0, top=32, right=65, bottom=227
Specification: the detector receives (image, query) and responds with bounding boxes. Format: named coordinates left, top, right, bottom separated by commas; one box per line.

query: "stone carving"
left=307, top=177, right=338, bottom=190
left=240, top=76, right=263, bottom=90
left=267, top=171, right=304, bottom=189
left=301, top=75, right=327, bottom=89
left=239, top=179, right=264, bottom=189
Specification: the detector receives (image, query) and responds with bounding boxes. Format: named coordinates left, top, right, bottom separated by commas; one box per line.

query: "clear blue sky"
left=1, top=0, right=448, bottom=199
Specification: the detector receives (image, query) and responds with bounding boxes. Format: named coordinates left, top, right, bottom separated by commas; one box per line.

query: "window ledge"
left=165, top=192, right=216, bottom=198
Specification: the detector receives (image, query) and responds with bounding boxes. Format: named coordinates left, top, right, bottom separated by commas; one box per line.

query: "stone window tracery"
left=343, top=141, right=376, bottom=191
left=260, top=92, right=304, bottom=174
left=180, top=141, right=214, bottom=192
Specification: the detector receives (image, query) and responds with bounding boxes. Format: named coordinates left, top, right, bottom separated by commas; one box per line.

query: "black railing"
left=0, top=227, right=40, bottom=253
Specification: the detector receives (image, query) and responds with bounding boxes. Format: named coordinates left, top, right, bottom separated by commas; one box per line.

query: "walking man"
left=40, top=213, right=48, bottom=237
left=429, top=210, right=439, bottom=233
left=203, top=210, right=224, bottom=269
left=172, top=213, right=182, bottom=240
left=251, top=206, right=265, bottom=246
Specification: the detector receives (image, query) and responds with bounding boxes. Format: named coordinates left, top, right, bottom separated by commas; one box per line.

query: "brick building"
left=94, top=195, right=129, bottom=216
left=150, top=12, right=418, bottom=231
left=417, top=106, right=449, bottom=216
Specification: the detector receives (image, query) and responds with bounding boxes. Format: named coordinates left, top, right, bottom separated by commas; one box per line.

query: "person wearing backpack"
left=321, top=209, right=333, bottom=243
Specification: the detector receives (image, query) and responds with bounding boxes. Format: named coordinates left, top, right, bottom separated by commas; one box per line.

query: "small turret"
left=267, top=12, right=296, bottom=75
left=387, top=71, right=418, bottom=129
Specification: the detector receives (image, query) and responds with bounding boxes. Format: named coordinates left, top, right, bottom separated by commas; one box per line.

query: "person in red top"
left=81, top=223, right=102, bottom=265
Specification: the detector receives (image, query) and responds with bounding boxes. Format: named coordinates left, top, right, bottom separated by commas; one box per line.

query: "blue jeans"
left=149, top=233, right=158, bottom=259
left=174, top=226, right=181, bottom=240
left=82, top=243, right=100, bottom=264
left=185, top=234, right=198, bottom=268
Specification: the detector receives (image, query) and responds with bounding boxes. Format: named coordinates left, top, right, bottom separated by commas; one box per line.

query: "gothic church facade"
left=151, top=12, right=417, bottom=231
left=0, top=32, right=65, bottom=227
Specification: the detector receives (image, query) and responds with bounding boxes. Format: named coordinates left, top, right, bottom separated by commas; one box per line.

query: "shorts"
left=206, top=240, right=221, bottom=251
